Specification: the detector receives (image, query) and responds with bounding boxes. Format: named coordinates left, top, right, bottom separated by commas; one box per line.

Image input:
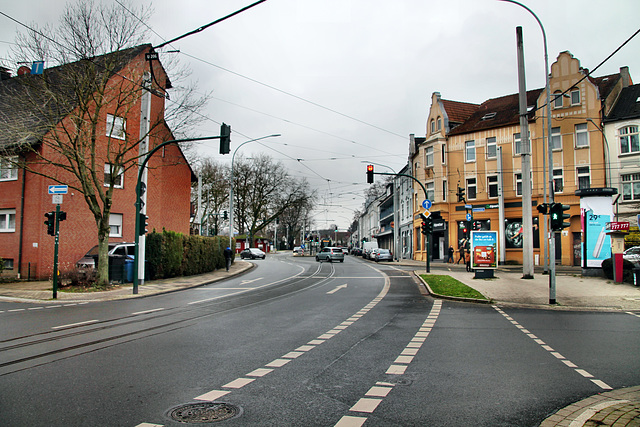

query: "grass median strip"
left=420, top=274, right=489, bottom=301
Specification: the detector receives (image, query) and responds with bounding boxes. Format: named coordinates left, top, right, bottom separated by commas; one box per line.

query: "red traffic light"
left=366, top=164, right=374, bottom=184
left=367, top=164, right=373, bottom=172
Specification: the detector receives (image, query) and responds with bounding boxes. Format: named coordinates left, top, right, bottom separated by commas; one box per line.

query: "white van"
left=361, top=241, right=379, bottom=259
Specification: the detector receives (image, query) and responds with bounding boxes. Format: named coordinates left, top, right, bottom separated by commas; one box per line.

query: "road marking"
left=282, top=351, right=304, bottom=359
left=240, top=277, right=263, bottom=284
left=223, top=378, right=255, bottom=388
left=626, top=311, right=640, bottom=318
left=246, top=368, right=273, bottom=377
left=493, top=306, right=612, bottom=390
left=568, top=400, right=629, bottom=427
left=8, top=309, right=25, bottom=312
left=194, top=390, right=230, bottom=401
left=266, top=358, right=291, bottom=368
left=366, top=386, right=392, bottom=397
left=327, top=284, right=348, bottom=294
left=350, top=398, right=382, bottom=413
left=334, top=416, right=367, bottom=427
left=132, top=308, right=165, bottom=315
left=52, top=319, right=99, bottom=329
left=28, top=307, right=44, bottom=310
left=136, top=423, right=164, bottom=427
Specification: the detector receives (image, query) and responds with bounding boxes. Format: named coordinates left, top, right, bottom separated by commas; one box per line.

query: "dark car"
left=240, top=248, right=266, bottom=259
left=76, top=242, right=135, bottom=268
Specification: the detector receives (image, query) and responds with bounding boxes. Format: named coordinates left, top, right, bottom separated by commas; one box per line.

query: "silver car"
left=623, top=246, right=640, bottom=266
left=373, top=248, right=393, bottom=262
left=316, top=247, right=345, bottom=263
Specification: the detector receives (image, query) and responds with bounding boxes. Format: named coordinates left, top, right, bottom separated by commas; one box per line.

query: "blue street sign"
left=48, top=185, right=68, bottom=195
left=472, top=207, right=485, bottom=212
left=466, top=213, right=472, bottom=221
left=422, top=199, right=432, bottom=209
left=464, top=204, right=472, bottom=209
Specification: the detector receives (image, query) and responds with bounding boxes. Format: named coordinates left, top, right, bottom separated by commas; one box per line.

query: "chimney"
left=0, top=67, right=10, bottom=81
left=620, top=66, right=631, bottom=88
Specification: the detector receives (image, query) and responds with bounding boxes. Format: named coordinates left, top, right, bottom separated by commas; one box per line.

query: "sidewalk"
left=0, top=260, right=253, bottom=303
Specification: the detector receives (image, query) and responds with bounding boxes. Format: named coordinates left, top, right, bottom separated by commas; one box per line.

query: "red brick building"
left=0, top=45, right=195, bottom=279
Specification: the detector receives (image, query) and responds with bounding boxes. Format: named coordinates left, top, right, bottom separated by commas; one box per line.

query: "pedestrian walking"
left=224, top=246, right=233, bottom=272
left=465, top=250, right=471, bottom=272
left=457, top=246, right=465, bottom=264
left=447, top=245, right=454, bottom=263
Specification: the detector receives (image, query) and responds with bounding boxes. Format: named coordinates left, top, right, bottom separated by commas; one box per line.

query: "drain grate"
left=168, top=402, right=241, bottom=423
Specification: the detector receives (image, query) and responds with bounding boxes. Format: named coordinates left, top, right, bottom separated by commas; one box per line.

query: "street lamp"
left=229, top=134, right=281, bottom=250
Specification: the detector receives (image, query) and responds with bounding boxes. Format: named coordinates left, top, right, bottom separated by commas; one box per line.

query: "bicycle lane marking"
left=492, top=306, right=612, bottom=390
left=334, top=299, right=443, bottom=427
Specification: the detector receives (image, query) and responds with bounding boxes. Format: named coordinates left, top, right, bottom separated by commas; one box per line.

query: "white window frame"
left=487, top=175, right=498, bottom=198
left=514, top=133, right=522, bottom=155
left=0, top=209, right=16, bottom=232
left=551, top=127, right=562, bottom=150
left=0, top=156, right=19, bottom=181
left=486, top=137, right=497, bottom=159
left=515, top=173, right=523, bottom=196
left=430, top=119, right=435, bottom=134
left=109, top=213, right=123, bottom=237
left=425, top=146, right=434, bottom=168
left=553, top=168, right=564, bottom=193
left=465, top=140, right=476, bottom=162
left=441, top=143, right=446, bottom=164
left=426, top=181, right=435, bottom=202
left=577, top=166, right=590, bottom=189
left=442, top=180, right=447, bottom=202
left=106, top=114, right=126, bottom=140
left=466, top=177, right=477, bottom=200
left=622, top=173, right=640, bottom=201
left=437, top=117, right=442, bottom=131
left=571, top=89, right=581, bottom=106
left=619, top=126, right=640, bottom=154
left=575, top=123, right=589, bottom=148
left=104, top=163, right=123, bottom=188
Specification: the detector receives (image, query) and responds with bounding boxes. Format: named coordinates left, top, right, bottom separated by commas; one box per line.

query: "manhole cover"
left=168, top=402, right=241, bottom=423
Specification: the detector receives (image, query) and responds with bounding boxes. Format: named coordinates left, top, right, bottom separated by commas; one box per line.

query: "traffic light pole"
left=52, top=204, right=61, bottom=299
left=133, top=136, right=221, bottom=294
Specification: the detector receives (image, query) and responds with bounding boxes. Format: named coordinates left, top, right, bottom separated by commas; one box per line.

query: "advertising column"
left=577, top=188, right=616, bottom=270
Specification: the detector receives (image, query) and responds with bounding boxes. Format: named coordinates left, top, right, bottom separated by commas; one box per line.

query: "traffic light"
left=58, top=211, right=67, bottom=222
left=223, top=210, right=228, bottom=220
left=44, top=212, right=55, bottom=236
left=219, top=123, right=231, bottom=154
left=462, top=221, right=470, bottom=235
left=473, top=220, right=482, bottom=230
left=420, top=217, right=433, bottom=235
left=421, top=222, right=428, bottom=235
left=366, top=164, right=374, bottom=184
left=456, top=186, right=465, bottom=202
left=550, top=203, right=570, bottom=231
left=138, top=213, right=149, bottom=235
left=536, top=203, right=548, bottom=215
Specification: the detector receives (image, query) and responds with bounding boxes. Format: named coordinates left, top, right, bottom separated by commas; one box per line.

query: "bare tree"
left=193, top=159, right=230, bottom=235
left=1, top=1, right=208, bottom=286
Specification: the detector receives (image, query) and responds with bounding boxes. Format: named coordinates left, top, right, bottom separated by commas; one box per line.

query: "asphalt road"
left=0, top=253, right=638, bottom=426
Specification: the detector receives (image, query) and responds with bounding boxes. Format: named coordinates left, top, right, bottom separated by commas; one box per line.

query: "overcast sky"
left=2, top=0, right=639, bottom=231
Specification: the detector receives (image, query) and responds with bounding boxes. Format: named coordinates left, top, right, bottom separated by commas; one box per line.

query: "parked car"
left=315, top=247, right=345, bottom=263
left=351, top=247, right=362, bottom=256
left=76, top=242, right=135, bottom=268
left=373, top=248, right=393, bottom=262
left=340, top=247, right=349, bottom=255
left=623, top=246, right=640, bottom=266
left=293, top=246, right=304, bottom=256
left=240, top=248, right=266, bottom=259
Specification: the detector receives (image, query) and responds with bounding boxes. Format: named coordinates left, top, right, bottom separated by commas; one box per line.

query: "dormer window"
left=481, top=112, right=497, bottom=120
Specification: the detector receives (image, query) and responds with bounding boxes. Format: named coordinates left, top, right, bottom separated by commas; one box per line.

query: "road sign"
left=422, top=209, right=431, bottom=218
left=464, top=204, right=472, bottom=209
left=472, top=207, right=485, bottom=212
left=48, top=185, right=68, bottom=194
left=422, top=199, right=432, bottom=209
left=466, top=213, right=472, bottom=221
left=52, top=195, right=63, bottom=204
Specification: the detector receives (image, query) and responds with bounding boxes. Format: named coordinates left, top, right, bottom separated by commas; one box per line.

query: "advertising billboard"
left=470, top=230, right=498, bottom=269
left=580, top=196, right=614, bottom=268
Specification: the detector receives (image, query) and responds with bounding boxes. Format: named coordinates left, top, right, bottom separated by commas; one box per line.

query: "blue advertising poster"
left=580, top=196, right=613, bottom=268
left=470, top=231, right=498, bottom=269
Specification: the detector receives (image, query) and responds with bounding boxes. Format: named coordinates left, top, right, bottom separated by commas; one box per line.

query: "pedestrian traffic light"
left=456, top=186, right=465, bottom=202
left=550, top=203, right=570, bottom=231
left=536, top=203, right=548, bottom=215
left=44, top=212, right=55, bottom=236
left=138, top=213, right=149, bottom=235
left=366, top=164, right=374, bottom=184
left=219, top=123, right=231, bottom=154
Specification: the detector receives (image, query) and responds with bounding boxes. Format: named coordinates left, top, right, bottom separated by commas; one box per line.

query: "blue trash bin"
left=125, top=258, right=134, bottom=283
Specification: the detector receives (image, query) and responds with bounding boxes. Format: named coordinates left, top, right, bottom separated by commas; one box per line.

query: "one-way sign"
left=48, top=185, right=68, bottom=195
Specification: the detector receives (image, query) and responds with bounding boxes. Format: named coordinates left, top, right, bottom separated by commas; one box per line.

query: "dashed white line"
left=52, top=319, right=99, bottom=329
left=132, top=308, right=164, bottom=315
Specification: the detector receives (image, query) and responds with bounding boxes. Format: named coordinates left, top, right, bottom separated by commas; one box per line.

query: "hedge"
left=145, top=229, right=234, bottom=280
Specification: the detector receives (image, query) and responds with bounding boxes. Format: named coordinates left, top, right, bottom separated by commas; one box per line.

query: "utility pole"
left=516, top=26, right=534, bottom=279
left=137, top=72, right=151, bottom=287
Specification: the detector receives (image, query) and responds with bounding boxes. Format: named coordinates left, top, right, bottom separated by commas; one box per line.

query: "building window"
left=426, top=182, right=435, bottom=202
left=553, top=169, right=564, bottom=193
left=441, top=143, right=446, bottom=164
left=0, top=209, right=16, bottom=232
left=106, top=114, right=126, bottom=140
left=551, top=127, right=562, bottom=150
left=622, top=173, right=640, bottom=201
left=0, top=156, right=18, bottom=181
left=575, top=123, right=589, bottom=148
left=430, top=119, right=435, bottom=134
left=109, top=213, right=123, bottom=237
left=425, top=146, right=434, bottom=168
left=465, top=140, right=476, bottom=162
left=515, top=173, right=523, bottom=196
left=486, top=137, right=497, bottom=159
left=466, top=178, right=476, bottom=200
left=2, top=258, right=13, bottom=270
left=577, top=166, right=590, bottom=189
left=553, top=91, right=563, bottom=108
left=442, top=180, right=447, bottom=202
left=571, top=89, right=580, bottom=106
left=514, top=133, right=522, bottom=155
left=488, top=175, right=498, bottom=198
left=437, top=117, right=442, bottom=131
left=619, top=126, right=640, bottom=154
left=104, top=163, right=123, bottom=188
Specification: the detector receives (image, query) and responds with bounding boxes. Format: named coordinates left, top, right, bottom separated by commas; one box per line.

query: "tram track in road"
left=0, top=262, right=338, bottom=377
